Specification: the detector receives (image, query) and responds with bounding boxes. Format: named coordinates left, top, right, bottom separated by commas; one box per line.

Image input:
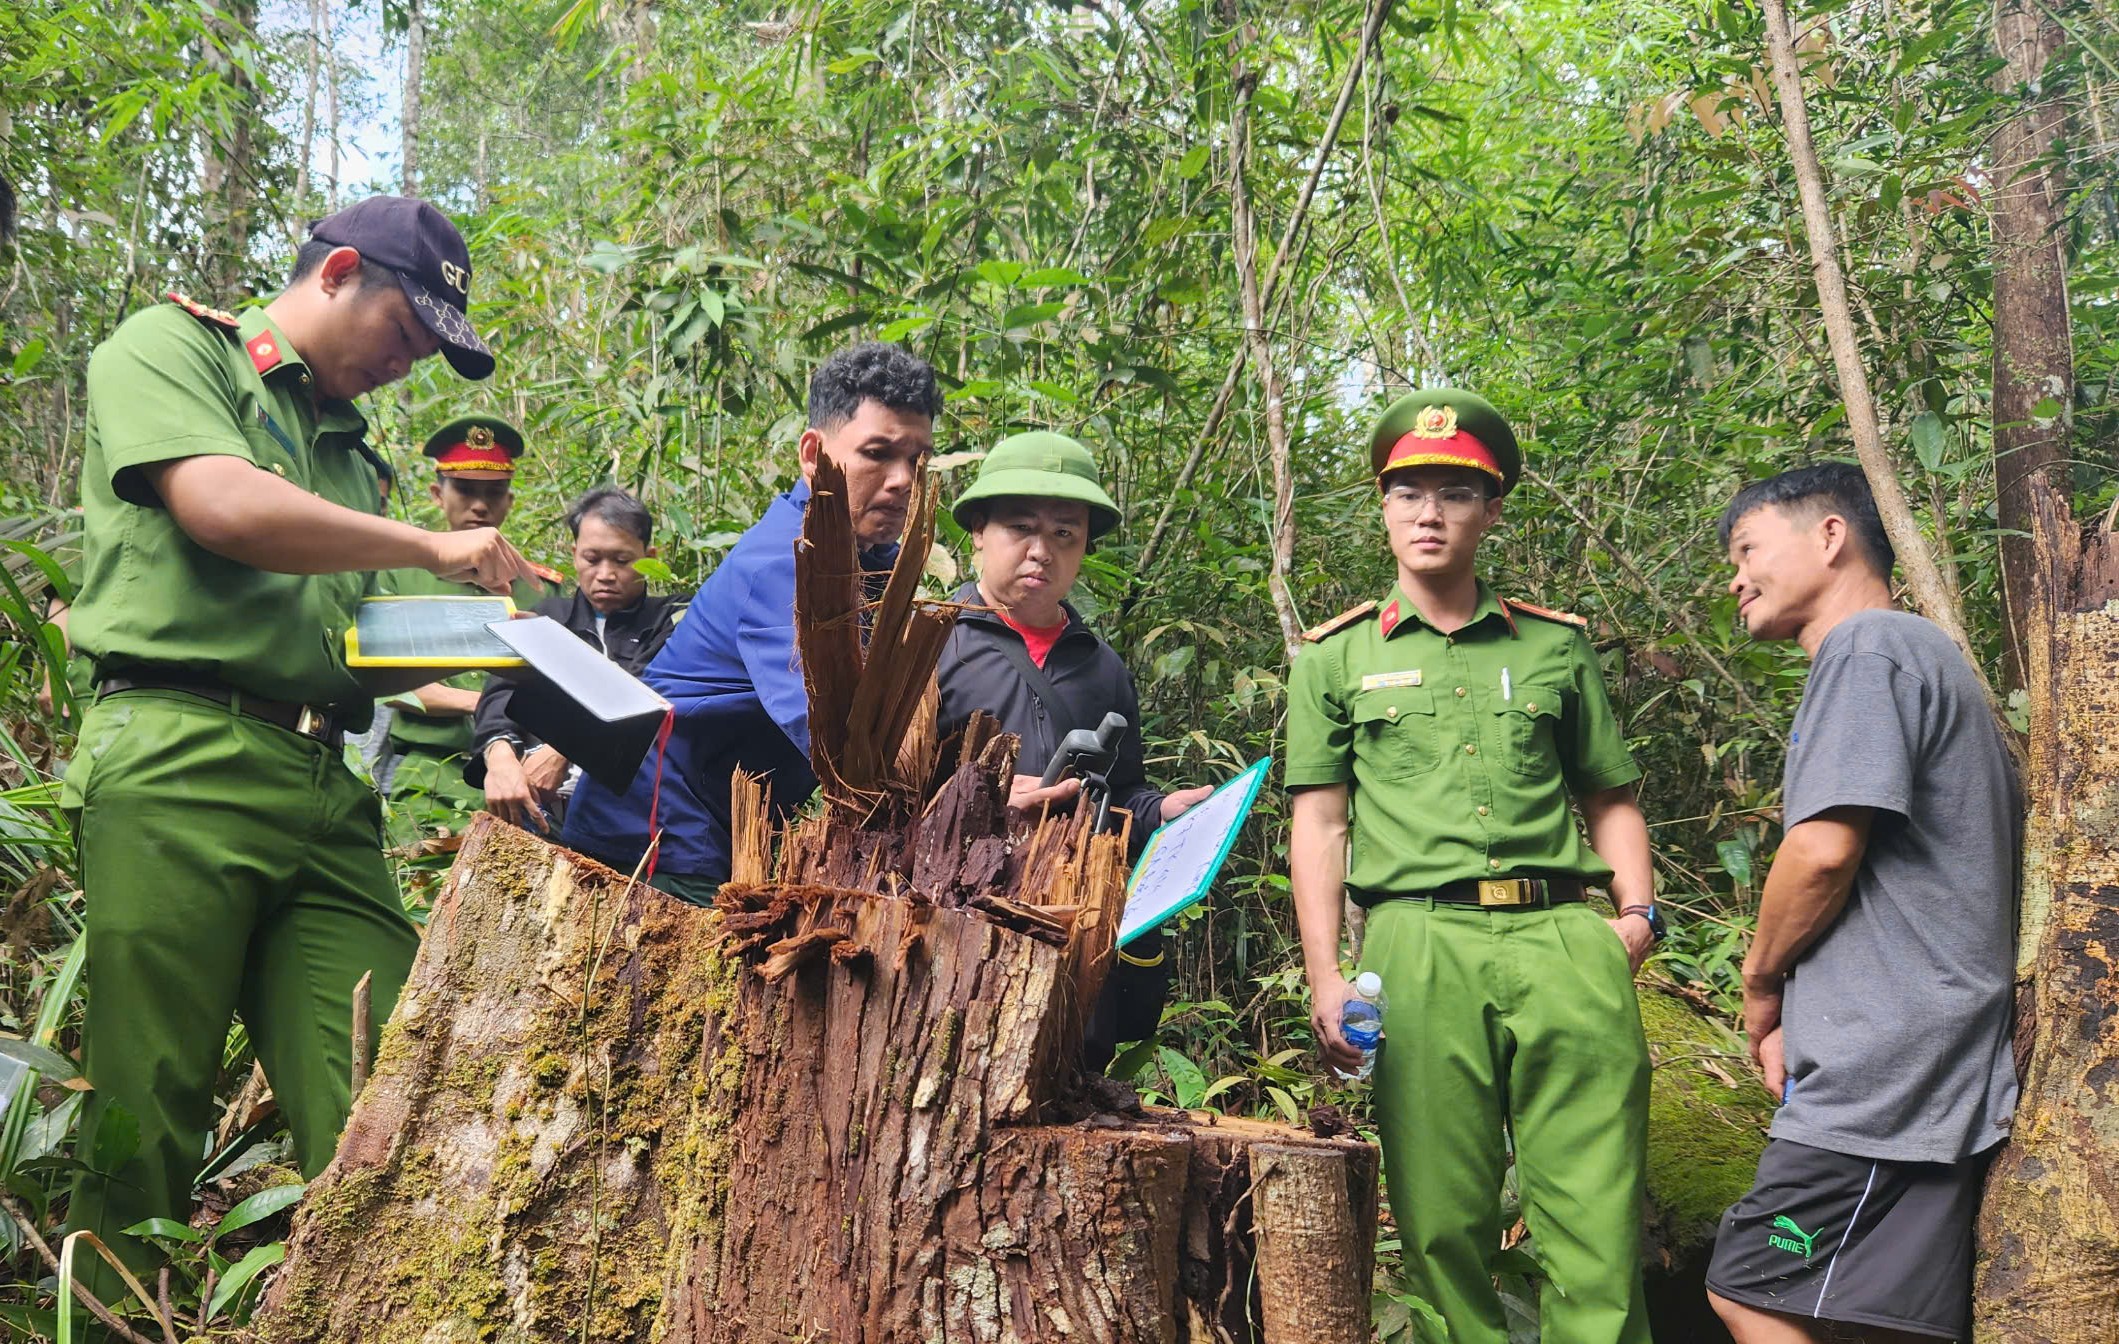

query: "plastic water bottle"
left=1337, top=972, right=1387, bottom=1081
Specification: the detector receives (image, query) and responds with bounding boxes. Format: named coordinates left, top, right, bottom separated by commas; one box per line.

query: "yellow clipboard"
left=344, top=595, right=527, bottom=669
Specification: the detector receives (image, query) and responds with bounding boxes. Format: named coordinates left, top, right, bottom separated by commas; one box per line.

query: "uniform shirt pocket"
left=1492, top=684, right=1564, bottom=778
left=1352, top=686, right=1438, bottom=781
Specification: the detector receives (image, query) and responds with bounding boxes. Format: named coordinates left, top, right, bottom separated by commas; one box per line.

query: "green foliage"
left=4, top=0, right=2117, bottom=1333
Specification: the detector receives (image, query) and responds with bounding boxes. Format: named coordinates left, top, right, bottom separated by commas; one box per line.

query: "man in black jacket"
left=938, top=432, right=1211, bottom=1069
left=469, top=486, right=687, bottom=831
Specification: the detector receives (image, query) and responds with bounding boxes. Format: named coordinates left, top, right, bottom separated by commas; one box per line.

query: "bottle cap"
left=1354, top=971, right=1382, bottom=997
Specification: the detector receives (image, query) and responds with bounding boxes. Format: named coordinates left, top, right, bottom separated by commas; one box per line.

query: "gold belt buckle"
left=295, top=705, right=330, bottom=738
left=1478, top=879, right=1532, bottom=907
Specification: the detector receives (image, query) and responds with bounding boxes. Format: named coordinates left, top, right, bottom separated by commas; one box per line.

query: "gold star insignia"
left=1413, top=405, right=1458, bottom=439
left=467, top=425, right=495, bottom=449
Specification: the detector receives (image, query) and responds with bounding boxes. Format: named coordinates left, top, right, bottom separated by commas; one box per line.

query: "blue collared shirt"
left=560, top=480, right=897, bottom=881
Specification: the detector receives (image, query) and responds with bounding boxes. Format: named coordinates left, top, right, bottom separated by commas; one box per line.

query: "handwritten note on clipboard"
left=1118, top=757, right=1271, bottom=949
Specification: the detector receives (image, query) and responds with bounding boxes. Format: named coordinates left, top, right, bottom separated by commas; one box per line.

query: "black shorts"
left=1705, top=1137, right=1992, bottom=1341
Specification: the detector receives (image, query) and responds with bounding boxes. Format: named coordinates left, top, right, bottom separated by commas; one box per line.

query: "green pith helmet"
left=1368, top=388, right=1522, bottom=495
left=950, top=431, right=1123, bottom=539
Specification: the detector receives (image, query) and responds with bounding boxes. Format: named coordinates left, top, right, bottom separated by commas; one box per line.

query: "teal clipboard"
left=1117, top=757, right=1272, bottom=949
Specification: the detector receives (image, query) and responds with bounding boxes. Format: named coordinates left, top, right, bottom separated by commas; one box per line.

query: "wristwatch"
left=1619, top=904, right=1665, bottom=943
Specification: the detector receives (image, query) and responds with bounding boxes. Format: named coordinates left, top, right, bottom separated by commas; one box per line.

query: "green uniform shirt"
left=1284, top=580, right=1640, bottom=904
left=71, top=302, right=385, bottom=714
left=376, top=564, right=549, bottom=754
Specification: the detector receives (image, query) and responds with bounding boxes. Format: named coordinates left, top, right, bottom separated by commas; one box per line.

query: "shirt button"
left=1463, top=743, right=1476, bottom=755
left=1526, top=701, right=1539, bottom=713
left=271, top=464, right=286, bottom=476
left=1489, top=858, right=1502, bottom=870
left=1454, top=686, right=1467, bottom=697
left=1477, top=805, right=1491, bottom=817
left=1386, top=706, right=1398, bottom=719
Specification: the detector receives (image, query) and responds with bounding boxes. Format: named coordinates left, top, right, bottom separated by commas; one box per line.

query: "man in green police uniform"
left=378, top=415, right=557, bottom=837
left=62, top=195, right=534, bottom=1299
left=1287, top=389, right=1661, bottom=1344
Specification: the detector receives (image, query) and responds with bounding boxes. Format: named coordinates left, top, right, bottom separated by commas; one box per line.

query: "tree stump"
left=256, top=459, right=1377, bottom=1340
left=253, top=816, right=1376, bottom=1342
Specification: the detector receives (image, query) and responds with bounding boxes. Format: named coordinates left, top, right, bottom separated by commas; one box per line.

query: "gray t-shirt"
left=1771, top=609, right=2020, bottom=1163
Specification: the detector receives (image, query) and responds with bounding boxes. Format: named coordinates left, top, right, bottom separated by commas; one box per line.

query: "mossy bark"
left=1973, top=482, right=2119, bottom=1342
left=253, top=817, right=741, bottom=1340
left=1637, top=983, right=1774, bottom=1344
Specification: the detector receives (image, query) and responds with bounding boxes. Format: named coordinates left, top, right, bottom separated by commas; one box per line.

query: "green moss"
left=1638, top=987, right=1774, bottom=1253
left=443, top=1050, right=506, bottom=1112
left=530, top=1050, right=569, bottom=1088
left=265, top=846, right=757, bottom=1343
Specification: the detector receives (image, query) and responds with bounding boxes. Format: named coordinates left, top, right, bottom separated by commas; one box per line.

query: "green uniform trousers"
left=63, top=692, right=419, bottom=1290
left=1362, top=899, right=1652, bottom=1344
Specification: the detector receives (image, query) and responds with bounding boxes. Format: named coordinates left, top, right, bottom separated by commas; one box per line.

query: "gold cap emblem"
left=1412, top=404, right=1459, bottom=439
left=466, top=425, right=495, bottom=449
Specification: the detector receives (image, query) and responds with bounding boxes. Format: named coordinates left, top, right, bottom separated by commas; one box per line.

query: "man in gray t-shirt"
left=1704, top=463, right=2019, bottom=1344
left=1774, top=609, right=2020, bottom=1161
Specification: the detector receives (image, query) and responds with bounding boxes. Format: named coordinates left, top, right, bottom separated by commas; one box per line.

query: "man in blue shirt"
left=561, top=343, right=940, bottom=901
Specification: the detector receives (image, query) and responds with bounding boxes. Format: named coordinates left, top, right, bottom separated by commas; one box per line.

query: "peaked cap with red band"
left=422, top=414, right=524, bottom=480
left=1368, top=387, right=1522, bottom=495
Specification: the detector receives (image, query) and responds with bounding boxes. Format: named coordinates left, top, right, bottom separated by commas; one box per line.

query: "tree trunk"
left=1988, top=0, right=2075, bottom=683
left=1128, top=0, right=1392, bottom=595
left=1971, top=486, right=2119, bottom=1341
left=624, top=0, right=657, bottom=84
left=253, top=463, right=1379, bottom=1342
left=198, top=0, right=258, bottom=294
left=295, top=2, right=319, bottom=206
left=401, top=0, right=425, bottom=198
left=1758, top=0, right=1977, bottom=669
left=319, top=0, right=341, bottom=208
left=1229, top=67, right=1303, bottom=664
left=1968, top=6, right=2118, bottom=1336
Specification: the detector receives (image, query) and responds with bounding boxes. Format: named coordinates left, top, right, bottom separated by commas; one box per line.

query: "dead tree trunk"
left=255, top=462, right=1378, bottom=1342
left=1966, top=6, right=2119, bottom=1335
left=1971, top=487, right=2119, bottom=1341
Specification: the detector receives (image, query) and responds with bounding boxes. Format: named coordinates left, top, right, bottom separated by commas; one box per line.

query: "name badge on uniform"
left=1361, top=669, right=1423, bottom=691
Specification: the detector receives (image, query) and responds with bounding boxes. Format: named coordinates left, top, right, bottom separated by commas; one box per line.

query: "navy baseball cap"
left=309, top=196, right=494, bottom=380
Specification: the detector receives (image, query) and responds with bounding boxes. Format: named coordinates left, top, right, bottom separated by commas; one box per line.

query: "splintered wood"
left=254, top=463, right=1377, bottom=1343
left=796, top=453, right=957, bottom=818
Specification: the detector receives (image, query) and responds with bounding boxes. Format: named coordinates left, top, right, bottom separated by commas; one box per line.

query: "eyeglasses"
left=1382, top=484, right=1487, bottom=515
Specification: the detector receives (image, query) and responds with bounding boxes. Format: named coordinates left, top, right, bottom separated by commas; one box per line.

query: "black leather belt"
left=1415, top=877, right=1586, bottom=908
left=99, top=674, right=346, bottom=747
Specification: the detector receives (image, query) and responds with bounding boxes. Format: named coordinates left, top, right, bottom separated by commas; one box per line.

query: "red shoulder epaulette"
left=167, top=291, right=240, bottom=330
left=530, top=562, right=565, bottom=587
left=1502, top=597, right=1589, bottom=629
left=1301, top=600, right=1378, bottom=643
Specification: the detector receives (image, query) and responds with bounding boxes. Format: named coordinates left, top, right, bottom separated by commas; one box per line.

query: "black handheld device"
left=1039, top=711, right=1127, bottom=831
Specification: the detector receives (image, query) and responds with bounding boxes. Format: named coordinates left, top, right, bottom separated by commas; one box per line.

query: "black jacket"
left=464, top=588, right=687, bottom=788
left=935, top=581, right=1167, bottom=857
